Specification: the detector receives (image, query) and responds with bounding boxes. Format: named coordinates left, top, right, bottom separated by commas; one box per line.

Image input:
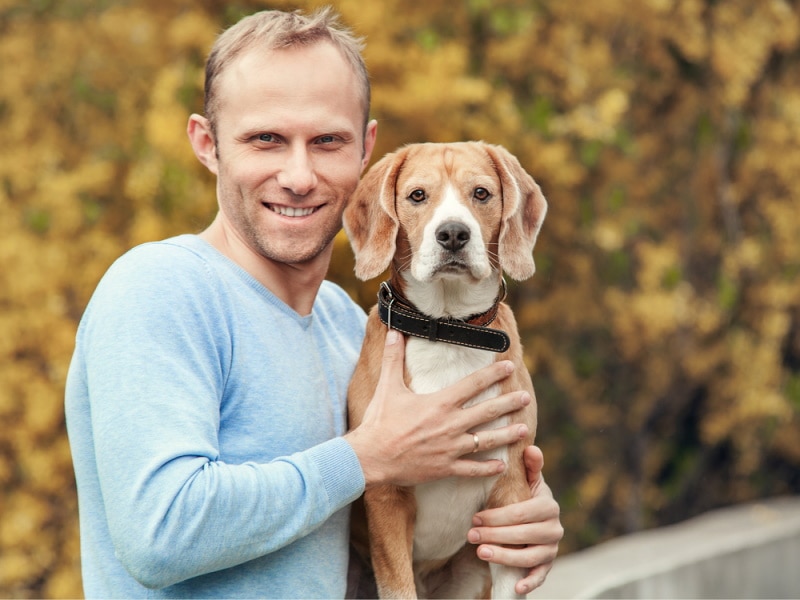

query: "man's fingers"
left=474, top=541, right=558, bottom=594
left=468, top=517, right=564, bottom=547
left=515, top=563, right=554, bottom=595
left=472, top=495, right=561, bottom=529
left=463, top=424, right=530, bottom=456
left=475, top=540, right=558, bottom=570
left=450, top=458, right=507, bottom=478
left=477, top=547, right=555, bottom=595
left=447, top=360, right=515, bottom=407
left=459, top=391, right=531, bottom=435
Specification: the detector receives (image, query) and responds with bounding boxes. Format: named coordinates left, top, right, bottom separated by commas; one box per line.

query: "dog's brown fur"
left=344, top=142, right=547, bottom=599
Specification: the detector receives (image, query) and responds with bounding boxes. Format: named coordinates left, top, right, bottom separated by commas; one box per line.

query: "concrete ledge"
left=534, top=497, right=800, bottom=599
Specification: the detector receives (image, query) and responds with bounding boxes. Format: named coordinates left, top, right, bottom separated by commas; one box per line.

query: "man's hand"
left=468, top=445, right=563, bottom=595
left=346, top=329, right=532, bottom=488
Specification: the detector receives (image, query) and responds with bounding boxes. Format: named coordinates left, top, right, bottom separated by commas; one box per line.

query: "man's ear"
left=360, top=119, right=378, bottom=173
left=187, top=114, right=219, bottom=175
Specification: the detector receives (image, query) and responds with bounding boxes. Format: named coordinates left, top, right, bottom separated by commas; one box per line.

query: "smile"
left=266, top=204, right=317, bottom=217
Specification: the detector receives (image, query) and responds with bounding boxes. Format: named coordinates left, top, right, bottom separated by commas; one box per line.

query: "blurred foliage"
left=1, top=0, right=799, bottom=596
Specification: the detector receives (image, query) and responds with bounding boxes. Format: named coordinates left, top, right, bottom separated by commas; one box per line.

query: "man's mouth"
left=265, top=204, right=317, bottom=217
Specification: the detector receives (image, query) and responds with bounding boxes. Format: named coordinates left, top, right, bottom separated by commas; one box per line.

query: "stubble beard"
left=239, top=206, right=342, bottom=267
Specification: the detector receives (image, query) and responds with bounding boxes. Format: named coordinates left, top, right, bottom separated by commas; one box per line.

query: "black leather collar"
left=377, top=281, right=510, bottom=353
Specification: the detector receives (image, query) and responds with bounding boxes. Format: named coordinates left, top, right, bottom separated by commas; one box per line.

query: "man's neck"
left=200, top=216, right=329, bottom=317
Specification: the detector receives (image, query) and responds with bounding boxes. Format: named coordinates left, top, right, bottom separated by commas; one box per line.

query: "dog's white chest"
left=413, top=471, right=499, bottom=564
left=404, top=336, right=498, bottom=399
left=405, top=338, right=508, bottom=563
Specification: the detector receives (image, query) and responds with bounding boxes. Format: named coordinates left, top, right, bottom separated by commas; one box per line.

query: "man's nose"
left=276, top=145, right=318, bottom=195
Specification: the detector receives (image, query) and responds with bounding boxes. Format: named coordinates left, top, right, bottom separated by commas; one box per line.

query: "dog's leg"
left=489, top=476, right=530, bottom=600
left=420, top=544, right=491, bottom=600
left=365, top=484, right=418, bottom=599
left=484, top=441, right=531, bottom=600
left=488, top=562, right=526, bottom=600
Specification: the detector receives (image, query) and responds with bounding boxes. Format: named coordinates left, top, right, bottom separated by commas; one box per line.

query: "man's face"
left=208, top=41, right=375, bottom=268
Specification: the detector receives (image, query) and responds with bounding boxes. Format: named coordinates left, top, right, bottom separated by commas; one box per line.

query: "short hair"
left=203, top=6, right=371, bottom=138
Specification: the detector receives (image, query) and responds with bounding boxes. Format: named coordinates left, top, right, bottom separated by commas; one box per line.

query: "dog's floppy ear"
left=484, top=143, right=548, bottom=281
left=343, top=148, right=408, bottom=280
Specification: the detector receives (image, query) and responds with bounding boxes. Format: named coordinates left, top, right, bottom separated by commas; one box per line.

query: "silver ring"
left=472, top=433, right=480, bottom=453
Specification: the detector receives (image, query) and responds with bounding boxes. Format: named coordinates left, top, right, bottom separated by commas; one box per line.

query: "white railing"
left=534, top=496, right=800, bottom=599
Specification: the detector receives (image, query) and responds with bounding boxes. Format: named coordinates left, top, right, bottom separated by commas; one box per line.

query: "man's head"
left=187, top=7, right=378, bottom=275
left=203, top=7, right=371, bottom=140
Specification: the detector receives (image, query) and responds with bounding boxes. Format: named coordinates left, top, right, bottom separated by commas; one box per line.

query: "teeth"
left=269, top=205, right=315, bottom=217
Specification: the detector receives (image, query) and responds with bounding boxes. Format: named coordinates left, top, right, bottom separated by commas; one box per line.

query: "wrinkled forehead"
left=395, top=144, right=501, bottom=194
left=213, top=40, right=370, bottom=132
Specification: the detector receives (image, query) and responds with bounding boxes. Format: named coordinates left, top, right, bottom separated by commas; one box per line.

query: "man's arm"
left=71, top=245, right=366, bottom=589
left=76, top=244, right=537, bottom=590
left=468, top=445, right=563, bottom=595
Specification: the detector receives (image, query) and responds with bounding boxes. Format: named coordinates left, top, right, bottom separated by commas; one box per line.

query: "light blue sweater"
left=65, top=235, right=368, bottom=598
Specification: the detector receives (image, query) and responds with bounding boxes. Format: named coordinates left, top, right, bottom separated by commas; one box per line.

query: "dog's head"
left=343, top=141, right=547, bottom=284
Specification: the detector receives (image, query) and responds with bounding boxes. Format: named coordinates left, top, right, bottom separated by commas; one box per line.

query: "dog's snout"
left=435, top=221, right=471, bottom=252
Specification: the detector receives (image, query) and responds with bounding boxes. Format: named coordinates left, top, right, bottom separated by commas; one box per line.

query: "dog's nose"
left=435, top=221, right=470, bottom=251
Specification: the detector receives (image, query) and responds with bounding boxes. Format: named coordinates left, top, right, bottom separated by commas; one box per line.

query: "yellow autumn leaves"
left=2, top=0, right=800, bottom=596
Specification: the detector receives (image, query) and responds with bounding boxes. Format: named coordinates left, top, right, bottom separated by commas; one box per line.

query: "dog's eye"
left=473, top=187, right=491, bottom=203
left=408, top=189, right=427, bottom=203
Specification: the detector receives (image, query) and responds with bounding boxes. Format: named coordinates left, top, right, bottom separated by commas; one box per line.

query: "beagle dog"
left=344, top=142, right=547, bottom=599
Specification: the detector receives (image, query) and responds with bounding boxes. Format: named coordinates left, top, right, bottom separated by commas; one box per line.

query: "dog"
left=344, top=141, right=547, bottom=599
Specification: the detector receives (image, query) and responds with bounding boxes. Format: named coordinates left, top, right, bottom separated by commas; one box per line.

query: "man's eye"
left=257, top=134, right=276, bottom=143
left=317, top=135, right=336, bottom=144
left=408, top=189, right=427, bottom=203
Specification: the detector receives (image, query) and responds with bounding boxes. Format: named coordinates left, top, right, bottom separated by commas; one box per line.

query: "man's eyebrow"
left=320, top=129, right=357, bottom=140
left=236, top=124, right=358, bottom=139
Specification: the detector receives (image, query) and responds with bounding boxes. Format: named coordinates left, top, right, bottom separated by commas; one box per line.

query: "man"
left=66, top=7, right=562, bottom=598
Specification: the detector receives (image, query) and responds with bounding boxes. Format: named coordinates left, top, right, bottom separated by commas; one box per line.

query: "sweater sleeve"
left=76, top=244, right=365, bottom=589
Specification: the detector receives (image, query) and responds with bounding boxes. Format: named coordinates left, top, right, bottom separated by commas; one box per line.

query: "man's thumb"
left=524, top=445, right=545, bottom=487
left=378, top=328, right=405, bottom=386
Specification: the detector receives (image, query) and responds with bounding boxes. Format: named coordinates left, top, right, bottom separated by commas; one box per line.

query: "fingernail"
left=478, top=546, right=493, bottom=560
left=472, top=515, right=483, bottom=527
left=468, top=529, right=480, bottom=543
left=518, top=425, right=529, bottom=438
left=386, top=329, right=399, bottom=345
left=495, top=460, right=506, bottom=474
left=517, top=582, right=530, bottom=594
left=520, top=392, right=531, bottom=406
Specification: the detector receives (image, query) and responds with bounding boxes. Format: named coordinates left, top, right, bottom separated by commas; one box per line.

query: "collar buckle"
left=379, top=281, right=396, bottom=331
